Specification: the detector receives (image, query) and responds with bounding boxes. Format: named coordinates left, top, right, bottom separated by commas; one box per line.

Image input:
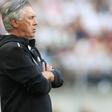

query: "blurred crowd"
left=1, top=0, right=112, bottom=89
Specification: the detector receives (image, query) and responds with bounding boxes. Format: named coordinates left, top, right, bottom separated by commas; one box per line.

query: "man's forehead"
left=22, top=6, right=36, bottom=16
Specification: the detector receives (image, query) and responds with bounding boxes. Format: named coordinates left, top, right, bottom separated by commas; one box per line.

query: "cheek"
left=25, top=21, right=32, bottom=30
left=21, top=22, right=31, bottom=31
left=18, top=19, right=33, bottom=32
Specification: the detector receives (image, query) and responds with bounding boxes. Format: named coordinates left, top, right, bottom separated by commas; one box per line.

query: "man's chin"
left=27, top=34, right=35, bottom=39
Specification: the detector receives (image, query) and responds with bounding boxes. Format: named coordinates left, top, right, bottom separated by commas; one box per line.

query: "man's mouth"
left=33, top=29, right=36, bottom=33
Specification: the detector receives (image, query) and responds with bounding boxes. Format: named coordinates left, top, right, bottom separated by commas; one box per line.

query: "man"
left=0, top=0, right=64, bottom=112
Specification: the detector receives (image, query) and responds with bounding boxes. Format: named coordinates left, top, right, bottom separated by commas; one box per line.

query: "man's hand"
left=42, top=62, right=54, bottom=82
left=42, top=62, right=54, bottom=71
left=42, top=71, right=54, bottom=82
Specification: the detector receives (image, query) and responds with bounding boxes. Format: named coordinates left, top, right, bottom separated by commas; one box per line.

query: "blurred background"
left=1, top=0, right=112, bottom=112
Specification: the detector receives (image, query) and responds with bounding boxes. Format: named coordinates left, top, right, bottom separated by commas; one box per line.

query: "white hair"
left=0, top=0, right=31, bottom=31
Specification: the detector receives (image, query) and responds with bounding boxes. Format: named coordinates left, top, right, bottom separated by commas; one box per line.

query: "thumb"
left=42, top=62, right=46, bottom=71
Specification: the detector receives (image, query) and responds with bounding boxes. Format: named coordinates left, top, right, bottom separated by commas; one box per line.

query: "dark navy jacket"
left=0, top=35, right=64, bottom=112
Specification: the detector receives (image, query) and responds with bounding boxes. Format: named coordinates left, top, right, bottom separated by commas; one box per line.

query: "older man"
left=0, top=0, right=64, bottom=112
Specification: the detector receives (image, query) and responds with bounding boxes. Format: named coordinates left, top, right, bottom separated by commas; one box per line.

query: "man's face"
left=16, top=6, right=37, bottom=38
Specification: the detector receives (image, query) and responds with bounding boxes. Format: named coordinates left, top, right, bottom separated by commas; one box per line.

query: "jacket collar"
left=3, top=34, right=36, bottom=47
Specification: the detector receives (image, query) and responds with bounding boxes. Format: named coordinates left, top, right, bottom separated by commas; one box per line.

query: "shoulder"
left=0, top=41, right=26, bottom=55
left=0, top=41, right=22, bottom=48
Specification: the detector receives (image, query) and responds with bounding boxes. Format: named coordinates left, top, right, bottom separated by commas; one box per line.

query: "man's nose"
left=33, top=19, right=38, bottom=26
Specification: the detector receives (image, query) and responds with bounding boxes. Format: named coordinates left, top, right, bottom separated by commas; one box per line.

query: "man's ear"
left=10, top=19, right=19, bottom=28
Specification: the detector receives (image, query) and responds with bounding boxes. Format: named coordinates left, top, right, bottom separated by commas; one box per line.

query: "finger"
left=42, top=62, right=45, bottom=71
left=47, top=65, right=53, bottom=71
left=45, top=63, right=47, bottom=71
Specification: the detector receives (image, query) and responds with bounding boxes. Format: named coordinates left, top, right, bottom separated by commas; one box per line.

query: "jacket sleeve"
left=33, top=46, right=64, bottom=88
left=1, top=42, right=51, bottom=95
left=51, top=69, right=64, bottom=88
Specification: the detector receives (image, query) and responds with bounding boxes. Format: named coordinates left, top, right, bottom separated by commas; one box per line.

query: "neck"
left=8, top=29, right=33, bottom=39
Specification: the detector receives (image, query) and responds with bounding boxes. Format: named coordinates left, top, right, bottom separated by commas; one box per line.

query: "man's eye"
left=29, top=16, right=34, bottom=20
left=29, top=17, right=33, bottom=19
